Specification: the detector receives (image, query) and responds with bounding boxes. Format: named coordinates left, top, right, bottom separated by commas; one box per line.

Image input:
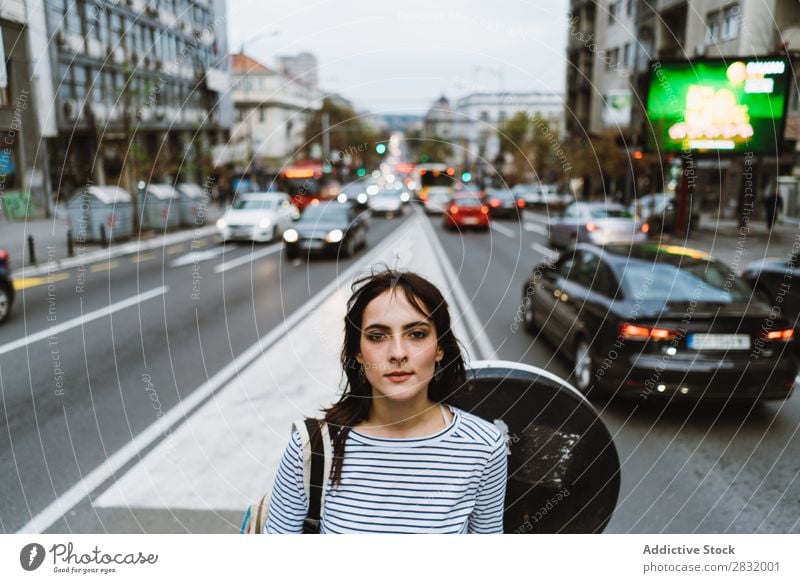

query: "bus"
left=416, top=163, right=456, bottom=201
left=278, top=160, right=325, bottom=210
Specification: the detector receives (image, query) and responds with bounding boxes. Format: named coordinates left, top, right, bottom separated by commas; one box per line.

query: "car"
left=443, top=194, right=490, bottom=231
left=0, top=248, right=14, bottom=325
left=369, top=190, right=406, bottom=218
left=520, top=243, right=798, bottom=402
left=486, top=188, right=525, bottom=219
left=513, top=184, right=570, bottom=209
left=548, top=202, right=648, bottom=248
left=631, top=192, right=699, bottom=234
left=337, top=182, right=371, bottom=211
left=217, top=192, right=298, bottom=243
left=283, top=201, right=369, bottom=260
left=424, top=187, right=453, bottom=214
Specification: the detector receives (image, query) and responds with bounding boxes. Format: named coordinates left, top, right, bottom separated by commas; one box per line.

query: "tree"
left=303, top=98, right=379, bottom=168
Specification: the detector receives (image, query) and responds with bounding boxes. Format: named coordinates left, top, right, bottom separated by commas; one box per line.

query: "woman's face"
left=355, top=290, right=444, bottom=403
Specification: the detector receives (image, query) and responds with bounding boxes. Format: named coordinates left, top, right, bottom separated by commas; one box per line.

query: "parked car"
left=217, top=192, right=298, bottom=243
left=424, top=187, right=453, bottom=214
left=283, top=201, right=369, bottom=260
left=741, top=256, right=800, bottom=325
left=486, top=188, right=525, bottom=219
left=630, top=192, right=699, bottom=234
left=443, top=194, right=490, bottom=231
left=520, top=243, right=797, bottom=401
left=548, top=202, right=648, bottom=248
left=0, top=248, right=14, bottom=325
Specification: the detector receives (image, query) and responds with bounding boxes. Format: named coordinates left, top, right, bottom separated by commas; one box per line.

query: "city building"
left=40, top=0, right=233, bottom=207
left=0, top=0, right=51, bottom=219
left=277, top=52, right=318, bottom=90
left=229, top=52, right=322, bottom=168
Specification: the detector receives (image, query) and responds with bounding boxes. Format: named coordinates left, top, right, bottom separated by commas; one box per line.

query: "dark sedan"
left=0, top=248, right=14, bottom=325
left=283, top=201, right=369, bottom=260
left=742, top=255, right=800, bottom=329
left=520, top=243, right=798, bottom=402
left=486, top=188, right=525, bottom=219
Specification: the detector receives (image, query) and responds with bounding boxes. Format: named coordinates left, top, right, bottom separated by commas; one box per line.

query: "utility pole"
left=321, top=112, right=330, bottom=160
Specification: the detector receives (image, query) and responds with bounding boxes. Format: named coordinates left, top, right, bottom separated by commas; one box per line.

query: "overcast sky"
left=226, top=0, right=569, bottom=114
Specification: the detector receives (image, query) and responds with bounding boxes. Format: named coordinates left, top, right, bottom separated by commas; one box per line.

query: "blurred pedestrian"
left=764, top=188, right=784, bottom=230
left=264, top=269, right=507, bottom=533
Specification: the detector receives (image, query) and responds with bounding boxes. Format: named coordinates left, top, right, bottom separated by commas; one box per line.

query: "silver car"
left=548, top=202, right=648, bottom=248
left=217, top=192, right=298, bottom=243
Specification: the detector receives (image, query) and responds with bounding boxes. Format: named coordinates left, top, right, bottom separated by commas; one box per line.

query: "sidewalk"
left=0, top=205, right=225, bottom=275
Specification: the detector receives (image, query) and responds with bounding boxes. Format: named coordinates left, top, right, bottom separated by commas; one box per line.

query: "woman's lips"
left=384, top=372, right=413, bottom=383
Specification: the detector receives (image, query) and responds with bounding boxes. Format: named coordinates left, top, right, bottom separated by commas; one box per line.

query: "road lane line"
left=132, top=252, right=156, bottom=264
left=16, top=223, right=415, bottom=533
left=418, top=209, right=496, bottom=361
left=89, top=260, right=119, bottom=273
left=524, top=211, right=549, bottom=225
left=531, top=242, right=558, bottom=257
left=490, top=222, right=515, bottom=238
left=0, top=286, right=168, bottom=358
left=524, top=222, right=548, bottom=236
left=166, top=244, right=186, bottom=255
left=13, top=273, right=70, bottom=291
left=213, top=242, right=282, bottom=273
left=169, top=247, right=226, bottom=268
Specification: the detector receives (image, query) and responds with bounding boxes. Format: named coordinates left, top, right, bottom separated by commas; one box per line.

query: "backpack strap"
left=293, top=418, right=332, bottom=534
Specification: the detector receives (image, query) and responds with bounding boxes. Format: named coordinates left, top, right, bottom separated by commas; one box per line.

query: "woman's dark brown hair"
left=322, top=267, right=467, bottom=486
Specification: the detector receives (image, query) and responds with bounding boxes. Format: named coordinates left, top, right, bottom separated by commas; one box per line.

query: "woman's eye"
left=366, top=333, right=384, bottom=341
left=409, top=330, right=428, bottom=339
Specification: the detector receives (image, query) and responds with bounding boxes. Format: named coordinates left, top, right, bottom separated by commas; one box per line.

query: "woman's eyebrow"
left=363, top=321, right=432, bottom=331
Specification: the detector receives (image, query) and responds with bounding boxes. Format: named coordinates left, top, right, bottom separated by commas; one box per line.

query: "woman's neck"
left=359, top=394, right=447, bottom=438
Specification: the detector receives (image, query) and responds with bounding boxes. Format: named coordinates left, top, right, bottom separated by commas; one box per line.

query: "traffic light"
left=375, top=143, right=387, bottom=155
left=461, top=171, right=472, bottom=182
left=420, top=154, right=430, bottom=163
left=356, top=167, right=366, bottom=177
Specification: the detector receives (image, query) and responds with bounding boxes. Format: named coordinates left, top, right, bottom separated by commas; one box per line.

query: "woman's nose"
left=388, top=335, right=408, bottom=363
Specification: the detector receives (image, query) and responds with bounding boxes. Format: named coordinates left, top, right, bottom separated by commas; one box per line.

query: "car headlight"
left=337, top=193, right=347, bottom=203
left=283, top=229, right=299, bottom=243
left=400, top=192, right=410, bottom=202
left=357, top=193, right=368, bottom=204
left=216, top=218, right=227, bottom=229
left=258, top=217, right=271, bottom=229
left=326, top=229, right=343, bottom=243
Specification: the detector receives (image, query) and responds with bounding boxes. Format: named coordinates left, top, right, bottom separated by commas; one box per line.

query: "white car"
left=424, top=187, right=453, bottom=214
left=217, top=192, right=298, bottom=243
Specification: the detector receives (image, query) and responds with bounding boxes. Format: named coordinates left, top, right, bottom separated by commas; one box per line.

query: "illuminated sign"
left=645, top=57, right=790, bottom=154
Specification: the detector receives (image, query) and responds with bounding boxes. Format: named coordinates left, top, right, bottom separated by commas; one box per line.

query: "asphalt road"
left=2, top=207, right=798, bottom=533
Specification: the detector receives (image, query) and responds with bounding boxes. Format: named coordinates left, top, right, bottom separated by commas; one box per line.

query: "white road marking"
left=531, top=242, right=558, bottom=257
left=524, top=222, right=548, bottom=236
left=0, top=286, right=169, bottom=358
left=490, top=222, right=515, bottom=238
left=524, top=211, right=550, bottom=225
left=213, top=242, right=282, bottom=273
left=17, top=221, right=417, bottom=530
left=168, top=247, right=226, bottom=268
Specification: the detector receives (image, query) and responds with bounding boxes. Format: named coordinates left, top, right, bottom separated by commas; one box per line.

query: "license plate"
left=688, top=334, right=751, bottom=350
left=300, top=240, right=324, bottom=250
left=462, top=218, right=478, bottom=225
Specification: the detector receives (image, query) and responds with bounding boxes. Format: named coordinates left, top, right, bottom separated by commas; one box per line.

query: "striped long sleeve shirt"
left=266, top=407, right=508, bottom=533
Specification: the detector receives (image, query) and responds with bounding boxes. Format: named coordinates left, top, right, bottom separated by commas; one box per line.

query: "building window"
left=623, top=42, right=634, bottom=70
left=608, top=0, right=618, bottom=23
left=705, top=10, right=721, bottom=43
left=626, top=0, right=635, bottom=18
left=607, top=47, right=619, bottom=69
left=722, top=4, right=740, bottom=40
left=259, top=106, right=266, bottom=122
left=64, top=0, right=83, bottom=36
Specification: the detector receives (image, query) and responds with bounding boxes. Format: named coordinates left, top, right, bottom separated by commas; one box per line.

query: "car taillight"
left=641, top=223, right=650, bottom=233
left=620, top=323, right=678, bottom=341
left=586, top=222, right=600, bottom=232
left=481, top=205, right=489, bottom=214
left=516, top=199, right=526, bottom=208
left=489, top=199, right=501, bottom=208
left=0, top=249, right=8, bottom=262
left=762, top=328, right=794, bottom=342
left=449, top=205, right=458, bottom=214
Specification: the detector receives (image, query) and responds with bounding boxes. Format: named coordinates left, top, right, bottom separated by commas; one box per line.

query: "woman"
left=266, top=269, right=507, bottom=533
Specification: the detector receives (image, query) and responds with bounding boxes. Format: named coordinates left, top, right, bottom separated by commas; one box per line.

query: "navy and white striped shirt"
left=266, top=406, right=508, bottom=533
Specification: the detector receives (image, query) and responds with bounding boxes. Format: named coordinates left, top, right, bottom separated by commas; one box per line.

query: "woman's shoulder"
left=449, top=407, right=506, bottom=449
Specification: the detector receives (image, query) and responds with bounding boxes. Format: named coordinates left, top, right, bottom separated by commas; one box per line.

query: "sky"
left=226, top=0, right=569, bottom=115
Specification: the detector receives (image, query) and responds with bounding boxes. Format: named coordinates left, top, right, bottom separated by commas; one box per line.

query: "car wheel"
left=521, top=294, right=537, bottom=333
left=284, top=247, right=299, bottom=261
left=0, top=282, right=12, bottom=325
left=573, top=337, right=596, bottom=396
left=272, top=226, right=279, bottom=243
left=345, top=237, right=356, bottom=258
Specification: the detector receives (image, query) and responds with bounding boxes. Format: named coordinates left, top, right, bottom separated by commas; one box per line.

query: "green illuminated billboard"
left=645, top=57, right=790, bottom=154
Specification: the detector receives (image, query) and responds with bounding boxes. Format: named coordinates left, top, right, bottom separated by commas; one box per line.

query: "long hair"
left=323, top=267, right=467, bottom=486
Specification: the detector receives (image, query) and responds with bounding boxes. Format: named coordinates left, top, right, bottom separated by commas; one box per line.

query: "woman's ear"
left=436, top=346, right=444, bottom=363
left=355, top=352, right=364, bottom=364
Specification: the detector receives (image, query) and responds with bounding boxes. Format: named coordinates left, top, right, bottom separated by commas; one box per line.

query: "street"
left=2, top=206, right=798, bottom=534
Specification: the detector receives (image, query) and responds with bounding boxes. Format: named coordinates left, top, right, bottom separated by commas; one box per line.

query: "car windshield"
left=300, top=204, right=350, bottom=222
left=490, top=190, right=514, bottom=200
left=620, top=256, right=751, bottom=302
left=453, top=197, right=482, bottom=207
left=590, top=208, right=633, bottom=219
left=233, top=199, right=276, bottom=210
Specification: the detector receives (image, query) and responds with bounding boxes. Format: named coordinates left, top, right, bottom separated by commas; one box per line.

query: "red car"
left=443, top=195, right=490, bottom=230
